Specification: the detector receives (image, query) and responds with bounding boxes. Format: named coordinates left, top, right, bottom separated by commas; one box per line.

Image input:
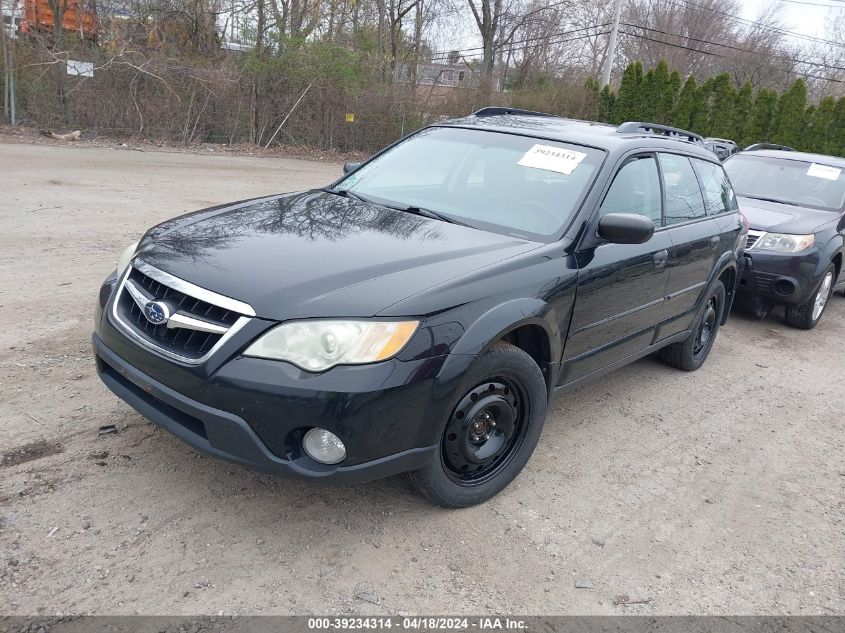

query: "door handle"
left=710, top=236, right=720, bottom=249
left=653, top=249, right=669, bottom=269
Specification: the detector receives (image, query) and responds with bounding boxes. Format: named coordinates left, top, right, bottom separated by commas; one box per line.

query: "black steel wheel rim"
left=694, top=296, right=718, bottom=357
left=441, top=377, right=528, bottom=486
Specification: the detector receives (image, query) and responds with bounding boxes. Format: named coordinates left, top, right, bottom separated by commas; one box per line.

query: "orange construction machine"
left=20, top=0, right=100, bottom=40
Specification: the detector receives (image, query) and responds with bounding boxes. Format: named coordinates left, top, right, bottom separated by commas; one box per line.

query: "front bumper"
left=738, top=247, right=823, bottom=305
left=92, top=270, right=456, bottom=483
left=93, top=333, right=440, bottom=483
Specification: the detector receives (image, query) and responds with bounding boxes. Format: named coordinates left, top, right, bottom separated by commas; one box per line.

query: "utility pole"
left=601, top=0, right=623, bottom=88
left=8, top=38, right=14, bottom=125
left=1, top=0, right=8, bottom=122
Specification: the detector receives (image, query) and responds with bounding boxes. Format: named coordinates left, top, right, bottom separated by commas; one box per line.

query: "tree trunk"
left=255, top=0, right=265, bottom=53
left=376, top=0, right=387, bottom=81
left=409, top=0, right=422, bottom=97
left=468, top=0, right=500, bottom=102
left=1, top=0, right=9, bottom=122
left=478, top=35, right=495, bottom=100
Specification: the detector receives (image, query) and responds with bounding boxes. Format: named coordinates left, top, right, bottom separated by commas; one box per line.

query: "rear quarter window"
left=692, top=158, right=739, bottom=215
left=658, top=153, right=708, bottom=225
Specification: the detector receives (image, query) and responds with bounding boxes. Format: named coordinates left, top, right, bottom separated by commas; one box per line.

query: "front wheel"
left=660, top=279, right=725, bottom=372
left=409, top=342, right=547, bottom=508
left=784, top=265, right=835, bottom=330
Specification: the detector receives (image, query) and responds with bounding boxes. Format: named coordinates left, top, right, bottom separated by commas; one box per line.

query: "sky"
left=740, top=0, right=842, bottom=38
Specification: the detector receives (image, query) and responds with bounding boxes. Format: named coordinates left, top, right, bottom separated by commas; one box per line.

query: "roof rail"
left=617, top=121, right=704, bottom=144
left=744, top=142, right=795, bottom=152
left=473, top=106, right=556, bottom=118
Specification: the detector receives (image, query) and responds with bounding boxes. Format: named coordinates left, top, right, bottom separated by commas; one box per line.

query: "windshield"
left=335, top=126, right=605, bottom=238
left=723, top=154, right=845, bottom=212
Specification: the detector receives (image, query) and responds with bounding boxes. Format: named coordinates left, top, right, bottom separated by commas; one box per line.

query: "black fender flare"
left=817, top=233, right=845, bottom=282
left=704, top=250, right=739, bottom=325
left=434, top=298, right=561, bottom=402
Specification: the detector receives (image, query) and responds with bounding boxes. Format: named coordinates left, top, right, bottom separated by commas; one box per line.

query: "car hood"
left=737, top=196, right=838, bottom=234
left=136, top=191, right=541, bottom=320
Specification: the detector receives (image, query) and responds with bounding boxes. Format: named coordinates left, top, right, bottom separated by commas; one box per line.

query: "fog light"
left=303, top=428, right=346, bottom=464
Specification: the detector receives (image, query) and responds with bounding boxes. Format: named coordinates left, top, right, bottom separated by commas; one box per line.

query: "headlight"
left=243, top=320, right=419, bottom=371
left=116, top=241, right=140, bottom=278
left=750, top=233, right=814, bottom=253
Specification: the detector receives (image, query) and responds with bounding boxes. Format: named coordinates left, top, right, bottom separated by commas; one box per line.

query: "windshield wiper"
left=741, top=195, right=799, bottom=207
left=323, top=188, right=470, bottom=226
left=321, top=187, right=373, bottom=205
left=388, top=203, right=471, bottom=227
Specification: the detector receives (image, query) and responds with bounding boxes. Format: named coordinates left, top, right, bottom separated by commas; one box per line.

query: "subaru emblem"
left=143, top=300, right=171, bottom=325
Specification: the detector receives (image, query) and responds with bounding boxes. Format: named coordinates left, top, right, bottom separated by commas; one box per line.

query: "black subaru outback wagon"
left=94, top=108, right=744, bottom=507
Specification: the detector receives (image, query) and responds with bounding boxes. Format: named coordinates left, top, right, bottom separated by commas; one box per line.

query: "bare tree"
left=465, top=0, right=502, bottom=97
left=621, top=0, right=789, bottom=87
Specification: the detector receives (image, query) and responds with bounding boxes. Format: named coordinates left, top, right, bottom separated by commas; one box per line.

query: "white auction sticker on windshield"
left=518, top=144, right=587, bottom=175
left=806, top=163, right=841, bottom=181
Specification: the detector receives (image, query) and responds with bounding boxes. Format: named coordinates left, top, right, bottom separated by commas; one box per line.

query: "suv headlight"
left=243, top=320, right=419, bottom=372
left=116, top=241, right=140, bottom=278
left=750, top=233, right=814, bottom=253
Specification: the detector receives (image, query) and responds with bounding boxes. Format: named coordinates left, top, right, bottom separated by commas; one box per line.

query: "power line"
left=428, top=23, right=610, bottom=59
left=618, top=29, right=844, bottom=83
left=427, top=23, right=610, bottom=60
left=426, top=0, right=595, bottom=58
left=774, top=0, right=845, bottom=7
left=431, top=29, right=612, bottom=62
left=623, top=22, right=845, bottom=73
left=669, top=0, right=845, bottom=50
left=428, top=0, right=844, bottom=65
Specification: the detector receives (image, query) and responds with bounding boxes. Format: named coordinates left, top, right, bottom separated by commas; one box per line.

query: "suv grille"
left=746, top=230, right=765, bottom=250
left=112, top=261, right=253, bottom=363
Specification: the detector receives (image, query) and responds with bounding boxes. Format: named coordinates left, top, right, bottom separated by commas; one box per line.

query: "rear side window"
left=600, top=155, right=662, bottom=226
left=659, top=153, right=707, bottom=225
left=692, top=158, right=738, bottom=215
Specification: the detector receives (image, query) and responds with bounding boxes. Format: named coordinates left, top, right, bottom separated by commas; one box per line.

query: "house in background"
left=401, top=62, right=470, bottom=87
left=398, top=61, right=500, bottom=99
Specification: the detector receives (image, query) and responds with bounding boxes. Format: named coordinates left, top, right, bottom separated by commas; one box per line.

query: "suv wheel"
left=784, top=265, right=835, bottom=330
left=409, top=342, right=547, bottom=508
left=660, top=279, right=725, bottom=372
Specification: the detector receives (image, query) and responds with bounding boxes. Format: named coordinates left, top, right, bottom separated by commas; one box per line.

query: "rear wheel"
left=660, top=280, right=725, bottom=372
left=409, top=342, right=547, bottom=508
left=784, top=265, right=835, bottom=330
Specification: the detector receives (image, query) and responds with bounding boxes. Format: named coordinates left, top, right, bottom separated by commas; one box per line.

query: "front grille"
left=113, top=263, right=250, bottom=362
left=746, top=230, right=765, bottom=250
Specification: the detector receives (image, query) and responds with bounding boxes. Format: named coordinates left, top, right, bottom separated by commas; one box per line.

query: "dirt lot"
left=0, top=141, right=843, bottom=616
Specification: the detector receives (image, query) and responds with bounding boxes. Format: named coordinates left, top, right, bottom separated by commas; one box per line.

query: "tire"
left=660, top=279, right=726, bottom=372
left=409, top=342, right=547, bottom=508
left=785, top=265, right=836, bottom=330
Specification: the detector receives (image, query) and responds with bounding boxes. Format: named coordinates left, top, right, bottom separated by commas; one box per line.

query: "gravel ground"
left=0, top=141, right=843, bottom=616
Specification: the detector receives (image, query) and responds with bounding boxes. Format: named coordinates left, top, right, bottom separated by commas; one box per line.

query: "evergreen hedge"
left=588, top=60, right=845, bottom=158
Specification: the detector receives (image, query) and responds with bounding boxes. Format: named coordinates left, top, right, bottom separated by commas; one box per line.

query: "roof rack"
left=473, top=106, right=556, bottom=118
left=616, top=121, right=704, bottom=144
left=744, top=143, right=795, bottom=152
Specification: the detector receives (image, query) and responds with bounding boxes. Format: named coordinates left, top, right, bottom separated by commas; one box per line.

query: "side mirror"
left=343, top=161, right=362, bottom=175
left=597, top=213, right=655, bottom=245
